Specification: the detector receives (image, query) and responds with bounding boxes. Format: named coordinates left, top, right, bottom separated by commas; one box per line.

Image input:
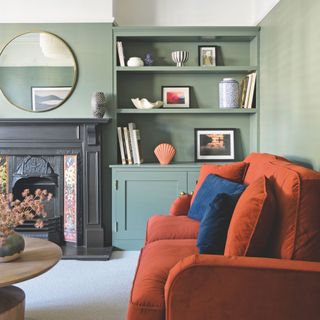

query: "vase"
left=0, top=231, right=25, bottom=262
left=219, top=78, right=240, bottom=109
left=91, top=92, right=107, bottom=118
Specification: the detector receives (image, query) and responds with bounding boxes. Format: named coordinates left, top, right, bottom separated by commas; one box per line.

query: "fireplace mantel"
left=0, top=118, right=111, bottom=259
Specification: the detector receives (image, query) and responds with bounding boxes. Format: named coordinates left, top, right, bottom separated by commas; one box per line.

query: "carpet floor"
left=17, top=251, right=140, bottom=320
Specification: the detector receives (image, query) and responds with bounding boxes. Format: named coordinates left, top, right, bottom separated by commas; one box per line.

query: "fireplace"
left=0, top=118, right=110, bottom=259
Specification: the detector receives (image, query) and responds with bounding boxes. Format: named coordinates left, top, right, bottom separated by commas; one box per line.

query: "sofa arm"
left=165, top=254, right=320, bottom=320
left=169, top=194, right=192, bottom=216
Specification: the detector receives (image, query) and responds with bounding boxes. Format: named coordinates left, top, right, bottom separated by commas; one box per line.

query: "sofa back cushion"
left=224, top=176, right=276, bottom=257
left=191, top=162, right=248, bottom=205
left=244, top=153, right=320, bottom=261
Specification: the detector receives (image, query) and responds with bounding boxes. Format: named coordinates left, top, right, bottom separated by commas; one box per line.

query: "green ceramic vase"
left=0, top=231, right=25, bottom=262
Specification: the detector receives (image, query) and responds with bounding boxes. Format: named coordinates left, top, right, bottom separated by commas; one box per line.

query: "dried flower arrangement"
left=0, top=189, right=52, bottom=244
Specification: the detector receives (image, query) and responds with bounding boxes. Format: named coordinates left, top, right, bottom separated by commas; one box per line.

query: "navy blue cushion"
left=188, top=174, right=246, bottom=221
left=197, top=193, right=241, bottom=254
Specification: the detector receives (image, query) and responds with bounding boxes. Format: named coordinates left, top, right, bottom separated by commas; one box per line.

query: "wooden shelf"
left=116, top=108, right=256, bottom=114
left=116, top=66, right=257, bottom=73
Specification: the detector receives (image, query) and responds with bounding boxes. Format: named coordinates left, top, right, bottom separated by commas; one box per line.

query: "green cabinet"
left=111, top=164, right=200, bottom=250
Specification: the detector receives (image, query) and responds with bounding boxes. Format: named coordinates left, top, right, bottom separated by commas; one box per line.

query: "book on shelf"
left=123, top=127, right=133, bottom=164
left=247, top=72, right=257, bottom=109
left=116, top=41, right=125, bottom=67
left=239, top=72, right=256, bottom=108
left=117, top=127, right=126, bottom=164
left=128, top=122, right=138, bottom=164
left=132, top=129, right=143, bottom=164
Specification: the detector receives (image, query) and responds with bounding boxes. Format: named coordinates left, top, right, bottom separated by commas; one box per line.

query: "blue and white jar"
left=219, top=78, right=239, bottom=108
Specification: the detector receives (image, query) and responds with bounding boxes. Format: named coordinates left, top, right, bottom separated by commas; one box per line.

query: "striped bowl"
left=171, top=51, right=189, bottom=67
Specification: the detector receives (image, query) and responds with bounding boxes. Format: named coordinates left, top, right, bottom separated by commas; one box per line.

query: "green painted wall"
left=0, top=23, right=113, bottom=118
left=259, top=0, right=320, bottom=170
left=0, top=23, right=116, bottom=246
left=0, top=67, right=73, bottom=110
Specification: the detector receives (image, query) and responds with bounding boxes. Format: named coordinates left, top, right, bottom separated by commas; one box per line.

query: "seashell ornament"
left=154, top=143, right=176, bottom=165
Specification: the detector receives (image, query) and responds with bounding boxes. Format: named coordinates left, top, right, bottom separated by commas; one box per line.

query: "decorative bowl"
left=154, top=143, right=176, bottom=165
left=127, top=57, right=144, bottom=67
left=171, top=51, right=189, bottom=67
left=131, top=98, right=163, bottom=109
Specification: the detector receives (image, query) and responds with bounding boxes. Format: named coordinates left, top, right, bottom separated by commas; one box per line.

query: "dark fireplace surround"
left=0, top=118, right=110, bottom=259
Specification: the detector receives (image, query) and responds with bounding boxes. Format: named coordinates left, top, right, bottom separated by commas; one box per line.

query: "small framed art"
left=162, top=86, right=190, bottom=108
left=31, top=86, right=71, bottom=111
left=198, top=46, right=216, bottom=66
left=195, top=128, right=235, bottom=161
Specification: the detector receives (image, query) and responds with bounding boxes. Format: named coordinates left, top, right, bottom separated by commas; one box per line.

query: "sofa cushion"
left=127, top=239, right=198, bottom=320
left=243, top=153, right=320, bottom=261
left=169, top=194, right=192, bottom=216
left=145, top=215, right=200, bottom=244
left=243, top=152, right=288, bottom=185
left=224, top=176, right=276, bottom=257
left=188, top=174, right=246, bottom=221
left=191, top=162, right=248, bottom=205
left=197, top=193, right=241, bottom=254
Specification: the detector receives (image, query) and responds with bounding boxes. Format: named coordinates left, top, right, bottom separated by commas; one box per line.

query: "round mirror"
left=0, top=32, right=77, bottom=112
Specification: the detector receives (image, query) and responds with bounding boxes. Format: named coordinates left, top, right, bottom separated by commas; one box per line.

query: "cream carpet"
left=17, top=251, right=140, bottom=320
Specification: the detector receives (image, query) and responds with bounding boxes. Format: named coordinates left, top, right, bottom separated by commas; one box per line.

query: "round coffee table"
left=0, top=237, right=62, bottom=320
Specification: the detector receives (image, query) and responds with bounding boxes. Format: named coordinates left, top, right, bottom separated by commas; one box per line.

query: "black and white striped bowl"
left=171, top=51, right=189, bottom=67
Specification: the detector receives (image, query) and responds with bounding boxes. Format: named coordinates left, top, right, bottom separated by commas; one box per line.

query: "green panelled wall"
left=0, top=23, right=116, bottom=245
left=0, top=67, right=74, bottom=110
left=259, top=0, right=320, bottom=170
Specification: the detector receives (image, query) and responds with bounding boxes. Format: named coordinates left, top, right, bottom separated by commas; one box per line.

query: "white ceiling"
left=0, top=0, right=280, bottom=25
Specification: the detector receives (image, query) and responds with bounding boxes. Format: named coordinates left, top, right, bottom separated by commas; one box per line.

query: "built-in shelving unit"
left=113, top=26, right=260, bottom=163
left=111, top=26, right=260, bottom=249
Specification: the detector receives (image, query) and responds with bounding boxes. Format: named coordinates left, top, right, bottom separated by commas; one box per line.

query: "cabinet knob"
left=180, top=192, right=186, bottom=196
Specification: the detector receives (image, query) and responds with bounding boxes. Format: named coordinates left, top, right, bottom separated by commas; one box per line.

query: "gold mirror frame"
left=0, top=31, right=78, bottom=113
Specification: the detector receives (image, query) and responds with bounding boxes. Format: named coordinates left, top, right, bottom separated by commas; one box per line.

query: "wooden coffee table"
left=0, top=237, right=62, bottom=320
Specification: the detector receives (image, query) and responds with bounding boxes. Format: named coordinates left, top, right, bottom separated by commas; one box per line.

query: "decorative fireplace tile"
left=64, top=155, right=78, bottom=243
left=0, top=156, right=8, bottom=194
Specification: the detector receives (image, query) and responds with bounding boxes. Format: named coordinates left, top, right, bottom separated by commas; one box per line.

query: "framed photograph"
left=31, top=87, right=71, bottom=111
left=162, top=86, right=190, bottom=108
left=195, top=128, right=235, bottom=161
left=198, top=46, right=216, bottom=66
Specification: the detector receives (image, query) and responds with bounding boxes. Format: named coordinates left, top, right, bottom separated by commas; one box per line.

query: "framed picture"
left=162, top=86, right=190, bottom=108
left=195, top=128, right=235, bottom=161
left=198, top=46, right=216, bottom=66
left=31, top=87, right=71, bottom=111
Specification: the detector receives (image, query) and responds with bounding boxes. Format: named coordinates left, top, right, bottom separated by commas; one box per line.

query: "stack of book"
left=117, top=123, right=143, bottom=165
left=239, top=72, right=257, bottom=108
left=116, top=41, right=125, bottom=67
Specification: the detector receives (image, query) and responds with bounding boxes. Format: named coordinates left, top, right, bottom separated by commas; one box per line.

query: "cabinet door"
left=187, top=170, right=200, bottom=193
left=113, top=171, right=187, bottom=244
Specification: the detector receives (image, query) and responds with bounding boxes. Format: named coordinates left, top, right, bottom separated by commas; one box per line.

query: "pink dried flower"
left=0, top=189, right=52, bottom=235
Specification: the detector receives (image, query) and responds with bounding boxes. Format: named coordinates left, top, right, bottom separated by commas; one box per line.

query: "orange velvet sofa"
left=127, top=153, right=320, bottom=320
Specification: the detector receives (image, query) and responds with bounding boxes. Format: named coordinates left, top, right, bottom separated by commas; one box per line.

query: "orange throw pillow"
left=191, top=162, right=248, bottom=205
left=224, top=176, right=276, bottom=256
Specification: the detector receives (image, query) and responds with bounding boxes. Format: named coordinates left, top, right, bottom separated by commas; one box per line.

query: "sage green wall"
left=0, top=23, right=113, bottom=118
left=0, top=23, right=116, bottom=245
left=259, top=0, right=320, bottom=170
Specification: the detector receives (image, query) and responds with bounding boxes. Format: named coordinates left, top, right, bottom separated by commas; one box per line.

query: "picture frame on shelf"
left=162, top=86, right=190, bottom=108
left=198, top=46, right=217, bottom=67
left=31, top=87, right=71, bottom=112
left=194, top=128, right=235, bottom=161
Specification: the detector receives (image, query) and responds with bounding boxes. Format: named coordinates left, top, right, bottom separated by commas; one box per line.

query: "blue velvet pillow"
left=188, top=174, right=246, bottom=221
left=197, top=193, right=241, bottom=254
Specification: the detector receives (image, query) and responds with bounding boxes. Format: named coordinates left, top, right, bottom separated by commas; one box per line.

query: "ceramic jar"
left=127, top=57, right=144, bottom=67
left=91, top=92, right=106, bottom=118
left=219, top=78, right=240, bottom=108
left=0, top=231, right=25, bottom=262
